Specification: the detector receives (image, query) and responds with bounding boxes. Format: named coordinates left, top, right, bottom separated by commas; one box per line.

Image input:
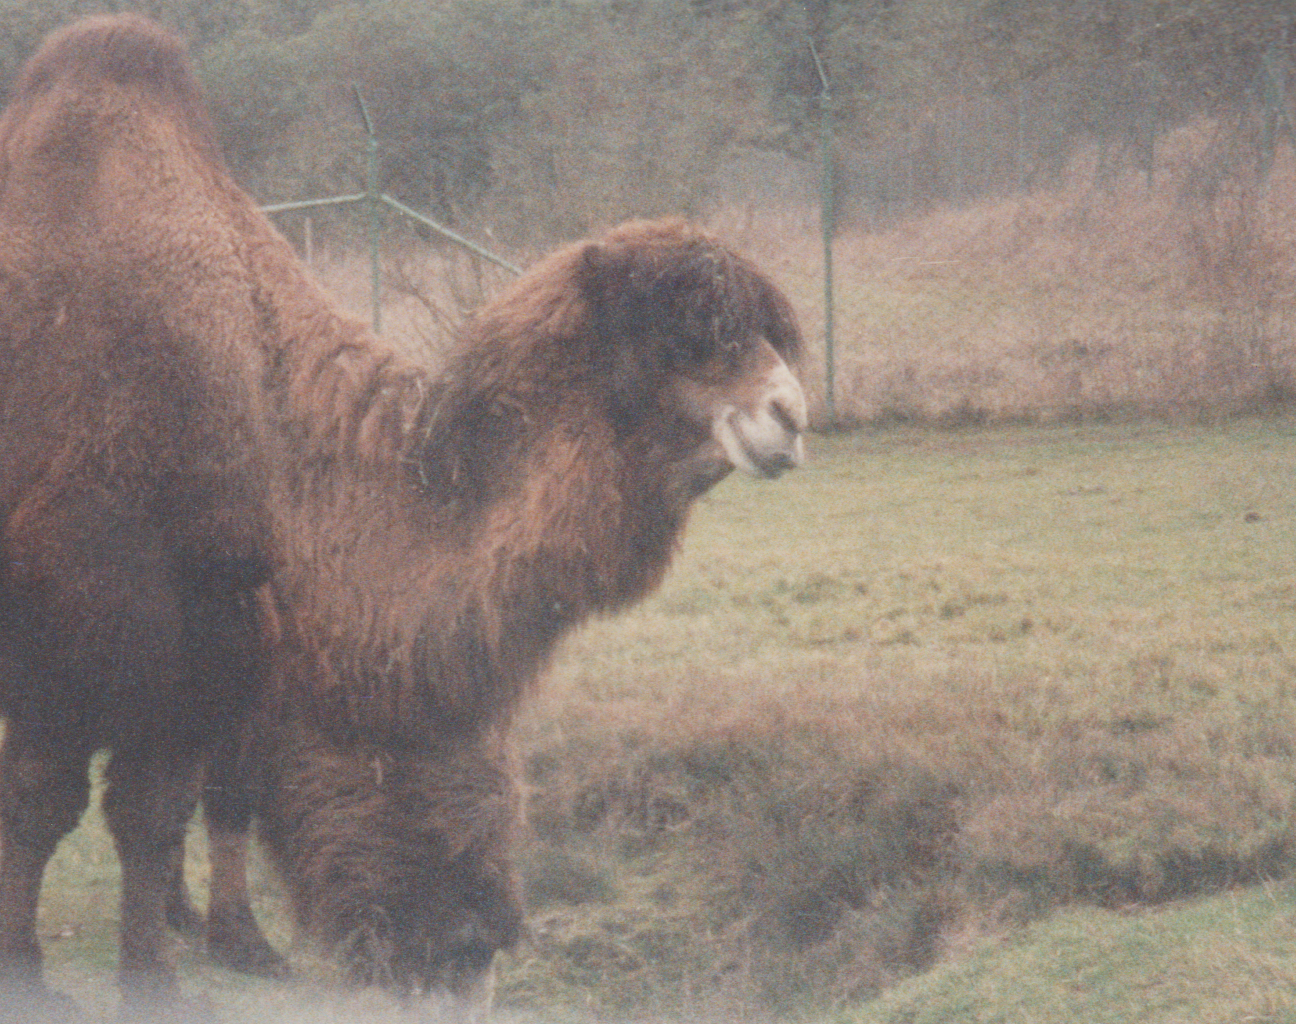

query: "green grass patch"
left=844, top=883, right=1296, bottom=1024
left=511, top=413, right=1296, bottom=1017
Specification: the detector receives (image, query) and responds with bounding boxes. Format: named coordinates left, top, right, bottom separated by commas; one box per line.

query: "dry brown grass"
left=298, top=126, right=1296, bottom=436
left=511, top=667, right=1296, bottom=1015
left=714, top=123, right=1296, bottom=429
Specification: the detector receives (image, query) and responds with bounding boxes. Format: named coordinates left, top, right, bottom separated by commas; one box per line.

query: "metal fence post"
left=353, top=86, right=381, bottom=334
left=261, top=91, right=521, bottom=328
left=1260, top=46, right=1295, bottom=181
left=811, top=40, right=836, bottom=428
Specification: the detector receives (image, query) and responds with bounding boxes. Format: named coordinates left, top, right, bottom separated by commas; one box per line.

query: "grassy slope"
left=846, top=883, right=1296, bottom=1024
left=24, top=414, right=1296, bottom=1021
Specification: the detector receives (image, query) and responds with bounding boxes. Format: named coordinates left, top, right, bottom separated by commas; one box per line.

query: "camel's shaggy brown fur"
left=209, top=217, right=806, bottom=1003
left=264, top=219, right=803, bottom=743
left=0, top=14, right=286, bottom=1017
left=0, top=13, right=807, bottom=1018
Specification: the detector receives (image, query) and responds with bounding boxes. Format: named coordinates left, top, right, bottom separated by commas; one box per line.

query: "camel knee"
left=0, top=745, right=90, bottom=856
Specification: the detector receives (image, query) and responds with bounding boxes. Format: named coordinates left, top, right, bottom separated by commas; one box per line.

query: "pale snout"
left=713, top=360, right=807, bottom=478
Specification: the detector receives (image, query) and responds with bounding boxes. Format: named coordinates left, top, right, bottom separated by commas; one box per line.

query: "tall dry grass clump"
left=509, top=662, right=1296, bottom=1016
left=508, top=679, right=1296, bottom=1016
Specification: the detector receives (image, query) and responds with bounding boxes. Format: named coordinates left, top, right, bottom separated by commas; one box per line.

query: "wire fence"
left=835, top=45, right=1296, bottom=230
left=782, top=45, right=1293, bottom=424
left=262, top=88, right=519, bottom=334
left=261, top=47, right=1296, bottom=429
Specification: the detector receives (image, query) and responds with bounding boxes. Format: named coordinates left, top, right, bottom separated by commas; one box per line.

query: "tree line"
left=0, top=0, right=1291, bottom=246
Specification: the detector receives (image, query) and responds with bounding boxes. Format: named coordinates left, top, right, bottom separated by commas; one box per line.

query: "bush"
left=198, top=29, right=311, bottom=186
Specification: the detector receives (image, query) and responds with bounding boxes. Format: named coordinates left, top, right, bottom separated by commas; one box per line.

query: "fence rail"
left=262, top=87, right=519, bottom=334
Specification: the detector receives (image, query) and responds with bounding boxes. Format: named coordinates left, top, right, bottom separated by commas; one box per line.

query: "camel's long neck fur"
left=255, top=242, right=687, bottom=744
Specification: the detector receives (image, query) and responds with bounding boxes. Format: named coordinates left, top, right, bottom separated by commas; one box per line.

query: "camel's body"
left=0, top=15, right=285, bottom=1017
left=0, top=14, right=807, bottom=1020
left=199, top=219, right=807, bottom=1009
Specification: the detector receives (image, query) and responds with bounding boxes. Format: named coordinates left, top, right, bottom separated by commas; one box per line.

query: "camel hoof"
left=207, top=905, right=291, bottom=979
left=166, top=895, right=206, bottom=942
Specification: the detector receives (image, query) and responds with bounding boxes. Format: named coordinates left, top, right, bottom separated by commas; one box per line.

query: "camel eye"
left=669, top=334, right=712, bottom=367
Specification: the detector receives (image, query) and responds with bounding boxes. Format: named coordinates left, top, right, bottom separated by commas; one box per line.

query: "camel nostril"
left=769, top=398, right=802, bottom=438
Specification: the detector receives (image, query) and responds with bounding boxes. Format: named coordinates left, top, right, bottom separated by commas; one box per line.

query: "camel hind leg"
left=0, top=490, right=190, bottom=1010
left=201, top=736, right=289, bottom=979
left=163, top=818, right=205, bottom=941
left=158, top=741, right=289, bottom=980
left=104, top=590, right=268, bottom=1011
left=3, top=488, right=262, bottom=1012
left=0, top=727, right=92, bottom=1000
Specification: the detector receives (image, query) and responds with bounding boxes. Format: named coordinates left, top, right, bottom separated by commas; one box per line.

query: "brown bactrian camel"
left=189, top=208, right=807, bottom=1018
left=0, top=12, right=807, bottom=1022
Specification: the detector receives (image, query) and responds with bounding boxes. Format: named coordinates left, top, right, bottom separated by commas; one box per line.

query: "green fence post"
left=353, top=86, right=381, bottom=334
left=811, top=40, right=835, bottom=429
left=262, top=92, right=521, bottom=323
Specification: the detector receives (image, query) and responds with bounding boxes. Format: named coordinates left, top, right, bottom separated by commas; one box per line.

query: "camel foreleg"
left=102, top=747, right=202, bottom=1013
left=201, top=742, right=288, bottom=979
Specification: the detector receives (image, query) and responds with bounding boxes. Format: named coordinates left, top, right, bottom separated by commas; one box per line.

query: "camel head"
left=257, top=726, right=522, bottom=1021
left=416, top=219, right=806, bottom=523
left=578, top=219, right=807, bottom=500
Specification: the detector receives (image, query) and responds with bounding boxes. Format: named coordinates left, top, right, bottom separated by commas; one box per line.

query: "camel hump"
left=14, top=14, right=201, bottom=110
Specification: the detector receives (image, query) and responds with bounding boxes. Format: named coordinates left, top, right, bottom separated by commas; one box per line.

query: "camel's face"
left=671, top=333, right=807, bottom=485
left=643, top=329, right=807, bottom=505
left=581, top=225, right=808, bottom=499
left=331, top=843, right=519, bottom=1023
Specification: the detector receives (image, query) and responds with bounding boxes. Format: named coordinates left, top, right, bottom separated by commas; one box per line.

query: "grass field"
left=23, top=412, right=1296, bottom=1021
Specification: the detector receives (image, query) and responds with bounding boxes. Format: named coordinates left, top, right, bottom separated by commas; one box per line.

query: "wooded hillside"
left=1, top=0, right=1290, bottom=246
